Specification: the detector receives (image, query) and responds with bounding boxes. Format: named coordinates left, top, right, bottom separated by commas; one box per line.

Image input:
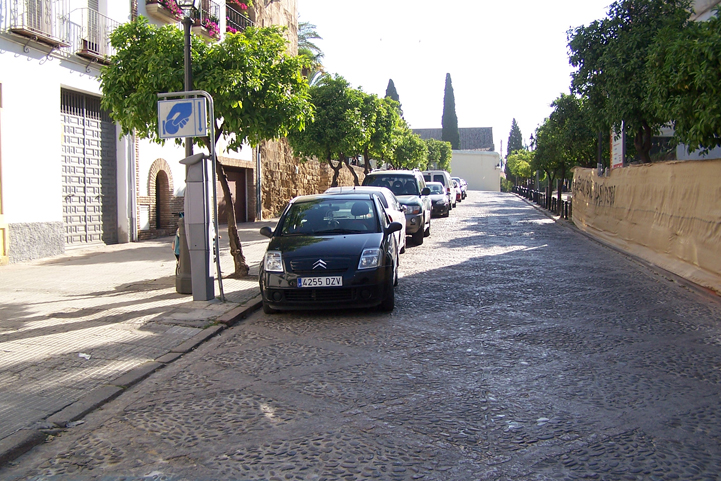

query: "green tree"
left=391, top=124, right=428, bottom=170
left=506, top=149, right=533, bottom=184
left=506, top=118, right=524, bottom=179
left=385, top=79, right=403, bottom=117
left=441, top=73, right=460, bottom=149
left=361, top=95, right=402, bottom=174
left=287, top=75, right=367, bottom=187
left=568, top=0, right=691, bottom=163
left=506, top=118, right=524, bottom=158
left=100, top=18, right=312, bottom=277
left=649, top=11, right=721, bottom=152
left=424, top=138, right=453, bottom=171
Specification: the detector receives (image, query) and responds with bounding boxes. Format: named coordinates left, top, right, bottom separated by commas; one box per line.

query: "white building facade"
left=0, top=0, right=279, bottom=264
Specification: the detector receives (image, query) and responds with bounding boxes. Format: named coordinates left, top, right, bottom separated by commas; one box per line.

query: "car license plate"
left=297, top=276, right=343, bottom=288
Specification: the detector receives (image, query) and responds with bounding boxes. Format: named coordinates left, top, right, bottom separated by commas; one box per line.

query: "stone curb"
left=46, top=385, right=124, bottom=428
left=0, top=430, right=46, bottom=467
left=170, top=324, right=224, bottom=353
left=109, top=361, right=164, bottom=388
left=216, top=294, right=263, bottom=327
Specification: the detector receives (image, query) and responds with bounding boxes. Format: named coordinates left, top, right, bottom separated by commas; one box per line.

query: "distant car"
left=426, top=182, right=450, bottom=217
left=324, top=185, right=407, bottom=254
left=452, top=177, right=468, bottom=200
left=452, top=179, right=462, bottom=203
left=259, top=193, right=402, bottom=313
left=363, top=170, right=431, bottom=245
left=423, top=170, right=456, bottom=208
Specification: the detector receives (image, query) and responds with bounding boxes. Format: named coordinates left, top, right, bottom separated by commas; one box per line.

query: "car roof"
left=366, top=170, right=418, bottom=177
left=325, top=186, right=394, bottom=196
left=426, top=181, right=444, bottom=187
left=289, top=193, right=375, bottom=204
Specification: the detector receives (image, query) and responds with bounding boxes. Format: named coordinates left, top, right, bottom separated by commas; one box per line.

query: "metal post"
left=183, top=16, right=193, bottom=159
left=256, top=146, right=262, bottom=221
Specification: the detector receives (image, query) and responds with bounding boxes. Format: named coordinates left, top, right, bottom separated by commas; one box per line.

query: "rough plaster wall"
left=259, top=139, right=365, bottom=219
left=8, top=222, right=64, bottom=263
left=572, top=160, right=721, bottom=294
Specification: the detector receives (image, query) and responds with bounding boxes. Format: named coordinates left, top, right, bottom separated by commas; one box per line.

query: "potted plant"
left=146, top=0, right=183, bottom=21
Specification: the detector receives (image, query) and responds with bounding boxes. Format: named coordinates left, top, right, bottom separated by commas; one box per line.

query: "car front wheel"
left=380, top=271, right=395, bottom=312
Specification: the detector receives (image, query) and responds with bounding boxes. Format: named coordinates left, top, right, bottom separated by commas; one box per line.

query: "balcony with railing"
left=145, top=0, right=183, bottom=23
left=192, top=0, right=221, bottom=40
left=7, top=0, right=71, bottom=48
left=226, top=3, right=253, bottom=34
left=68, top=8, right=120, bottom=65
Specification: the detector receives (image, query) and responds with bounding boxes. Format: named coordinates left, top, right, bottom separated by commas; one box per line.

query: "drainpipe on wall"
left=130, top=132, right=138, bottom=241
left=256, top=146, right=262, bottom=221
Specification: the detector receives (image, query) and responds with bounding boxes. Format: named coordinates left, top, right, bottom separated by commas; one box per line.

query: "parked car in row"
left=452, top=176, right=468, bottom=200
left=259, top=193, right=402, bottom=313
left=362, top=170, right=431, bottom=245
left=324, top=185, right=407, bottom=254
left=426, top=182, right=450, bottom=217
left=423, top=170, right=456, bottom=209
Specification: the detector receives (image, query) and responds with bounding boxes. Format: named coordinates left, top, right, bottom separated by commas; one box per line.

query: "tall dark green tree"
left=506, top=118, right=524, bottom=180
left=507, top=118, right=524, bottom=158
left=385, top=79, right=399, bottom=103
left=441, top=73, right=460, bottom=150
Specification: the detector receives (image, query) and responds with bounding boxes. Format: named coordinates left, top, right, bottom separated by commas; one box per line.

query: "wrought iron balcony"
left=226, top=4, right=253, bottom=34
left=68, top=8, right=120, bottom=64
left=192, top=0, right=221, bottom=39
left=7, top=0, right=71, bottom=48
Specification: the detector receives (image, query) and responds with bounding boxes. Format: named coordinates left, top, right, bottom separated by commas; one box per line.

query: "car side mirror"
left=260, top=226, right=274, bottom=238
left=421, top=187, right=430, bottom=196
left=386, top=222, right=403, bottom=234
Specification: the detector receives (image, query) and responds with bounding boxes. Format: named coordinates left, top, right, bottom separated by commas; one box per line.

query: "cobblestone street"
left=3, top=191, right=721, bottom=480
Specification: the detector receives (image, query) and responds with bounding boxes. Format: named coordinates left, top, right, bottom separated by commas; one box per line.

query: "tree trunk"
left=328, top=156, right=343, bottom=187
left=363, top=147, right=371, bottom=175
left=216, top=161, right=249, bottom=278
left=344, top=157, right=360, bottom=186
left=634, top=122, right=653, bottom=163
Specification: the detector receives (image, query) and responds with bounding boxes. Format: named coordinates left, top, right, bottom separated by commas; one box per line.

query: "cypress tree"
left=441, top=73, right=460, bottom=150
left=385, top=79, right=400, bottom=103
left=506, top=118, right=524, bottom=158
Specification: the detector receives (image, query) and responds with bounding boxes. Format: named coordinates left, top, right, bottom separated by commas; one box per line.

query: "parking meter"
left=180, top=153, right=214, bottom=301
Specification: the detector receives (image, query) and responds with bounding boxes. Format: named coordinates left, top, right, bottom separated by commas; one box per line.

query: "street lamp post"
left=178, top=0, right=196, bottom=159
left=174, top=0, right=198, bottom=296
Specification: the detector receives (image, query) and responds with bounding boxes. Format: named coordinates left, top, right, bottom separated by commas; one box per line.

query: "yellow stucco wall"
left=572, top=160, right=721, bottom=294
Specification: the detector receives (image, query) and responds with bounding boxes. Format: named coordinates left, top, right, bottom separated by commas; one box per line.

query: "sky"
left=297, top=0, right=613, bottom=156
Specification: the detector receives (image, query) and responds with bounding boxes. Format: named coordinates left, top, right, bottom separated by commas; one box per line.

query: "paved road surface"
left=3, top=191, right=721, bottom=480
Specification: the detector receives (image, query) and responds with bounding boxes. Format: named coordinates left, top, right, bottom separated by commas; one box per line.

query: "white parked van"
left=422, top=170, right=457, bottom=208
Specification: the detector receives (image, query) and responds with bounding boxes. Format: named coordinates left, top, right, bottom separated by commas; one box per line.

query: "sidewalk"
left=0, top=220, right=276, bottom=465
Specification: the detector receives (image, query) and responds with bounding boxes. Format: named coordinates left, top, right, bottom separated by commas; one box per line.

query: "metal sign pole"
left=158, top=90, right=225, bottom=302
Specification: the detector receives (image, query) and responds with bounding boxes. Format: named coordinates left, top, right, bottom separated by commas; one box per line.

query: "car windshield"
left=427, top=183, right=444, bottom=194
left=366, top=175, right=419, bottom=196
left=279, top=199, right=379, bottom=236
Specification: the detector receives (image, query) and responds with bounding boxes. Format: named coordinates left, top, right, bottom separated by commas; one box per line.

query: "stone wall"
left=251, top=0, right=298, bottom=54
left=259, top=139, right=365, bottom=219
left=572, top=160, right=721, bottom=294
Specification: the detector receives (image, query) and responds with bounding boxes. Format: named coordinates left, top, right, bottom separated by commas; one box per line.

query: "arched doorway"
left=155, top=171, right=170, bottom=230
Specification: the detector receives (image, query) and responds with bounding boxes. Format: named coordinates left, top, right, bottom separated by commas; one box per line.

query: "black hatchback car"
left=259, top=193, right=403, bottom=313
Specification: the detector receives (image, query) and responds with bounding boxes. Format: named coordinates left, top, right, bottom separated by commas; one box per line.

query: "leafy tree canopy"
left=506, top=149, right=533, bottom=180
left=568, top=0, right=691, bottom=163
left=649, top=10, right=721, bottom=152
left=100, top=18, right=312, bottom=150
left=391, top=124, right=428, bottom=170
left=424, top=138, right=453, bottom=171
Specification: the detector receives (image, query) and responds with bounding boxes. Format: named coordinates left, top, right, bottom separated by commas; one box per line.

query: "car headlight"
left=358, top=248, right=381, bottom=270
left=405, top=205, right=422, bottom=215
left=264, top=251, right=283, bottom=272
left=434, top=200, right=445, bottom=205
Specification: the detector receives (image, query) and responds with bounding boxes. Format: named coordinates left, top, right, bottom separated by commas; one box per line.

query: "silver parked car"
left=325, top=186, right=407, bottom=254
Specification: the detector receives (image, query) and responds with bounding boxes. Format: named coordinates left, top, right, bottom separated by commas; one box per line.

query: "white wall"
left=0, top=40, right=104, bottom=224
left=450, top=151, right=501, bottom=192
